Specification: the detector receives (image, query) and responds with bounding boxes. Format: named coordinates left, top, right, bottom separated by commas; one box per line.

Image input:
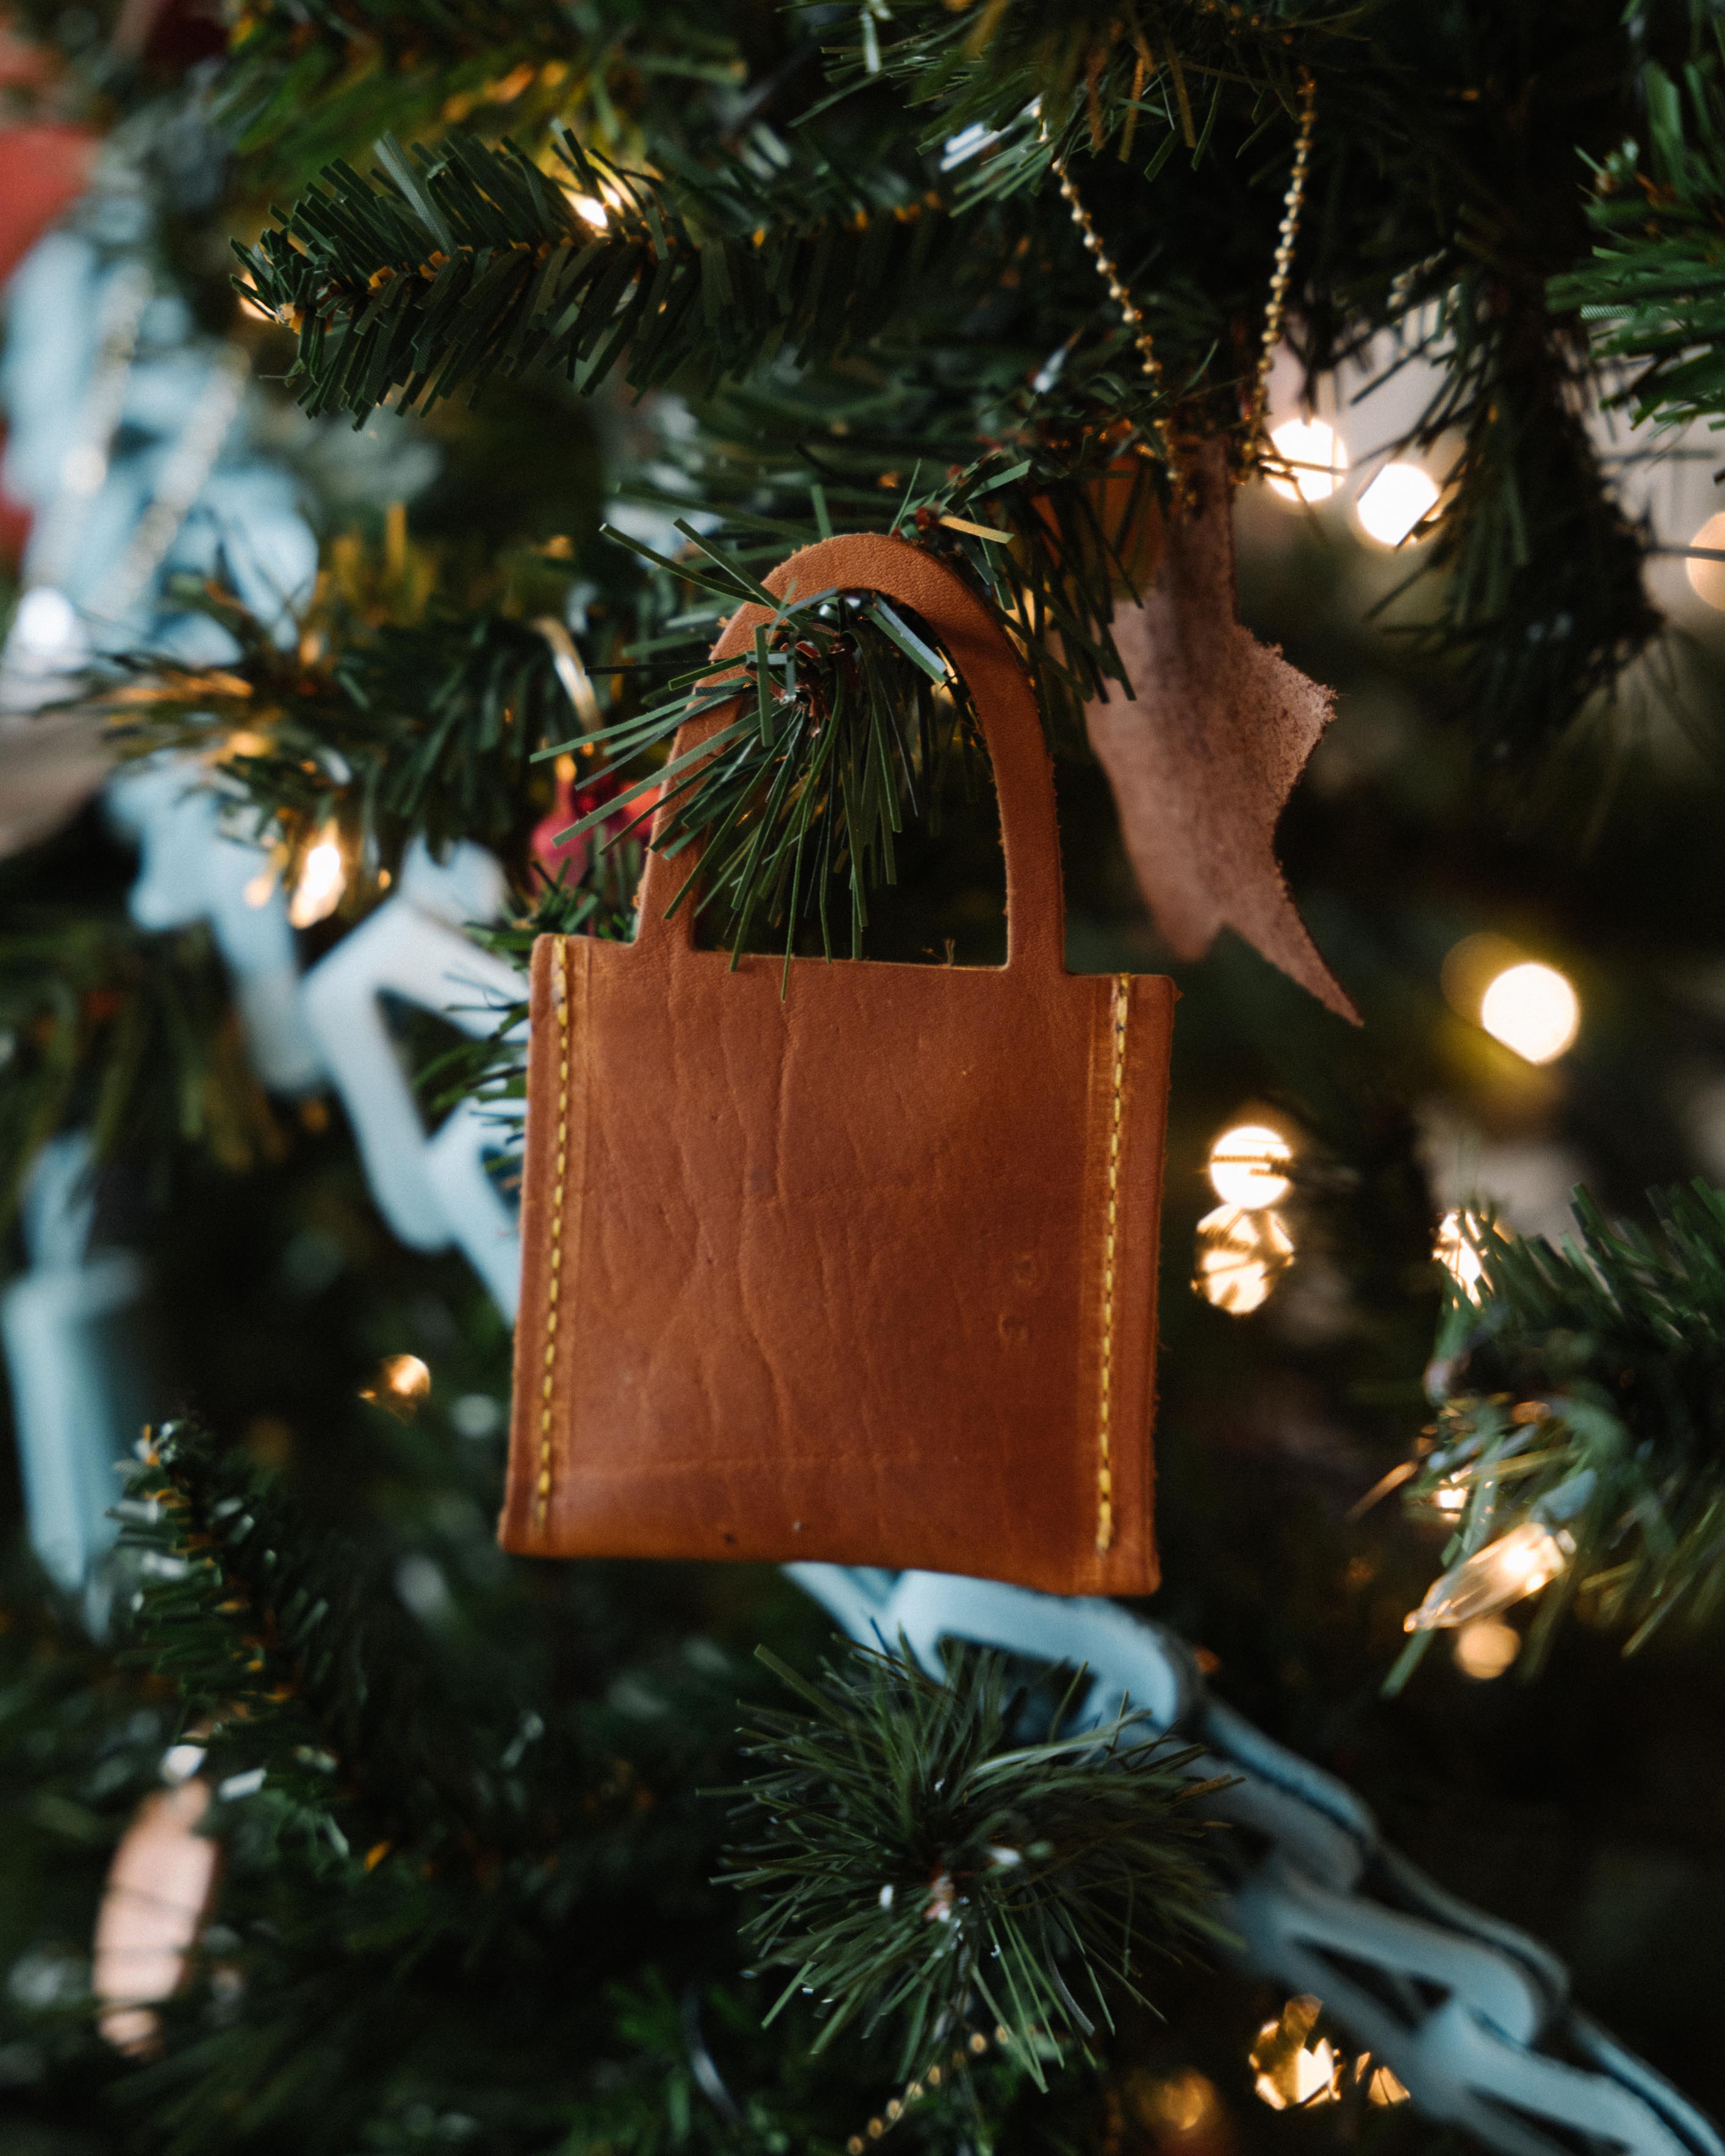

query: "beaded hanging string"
left=1045, top=66, right=1318, bottom=491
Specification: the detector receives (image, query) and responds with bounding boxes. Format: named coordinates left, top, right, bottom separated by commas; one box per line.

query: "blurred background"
left=1, top=2, right=1724, bottom=2149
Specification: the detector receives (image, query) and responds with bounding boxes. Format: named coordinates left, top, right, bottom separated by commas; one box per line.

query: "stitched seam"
left=535, top=941, right=572, bottom=1532
left=1098, top=975, right=1128, bottom=1554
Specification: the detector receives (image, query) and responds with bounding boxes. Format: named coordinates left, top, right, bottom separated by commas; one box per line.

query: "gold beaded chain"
left=844, top=2025, right=1008, bottom=2154
left=1250, top=67, right=1318, bottom=442
left=1044, top=66, right=1317, bottom=482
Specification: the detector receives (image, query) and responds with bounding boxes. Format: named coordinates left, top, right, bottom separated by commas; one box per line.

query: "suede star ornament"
left=1084, top=438, right=1360, bottom=1023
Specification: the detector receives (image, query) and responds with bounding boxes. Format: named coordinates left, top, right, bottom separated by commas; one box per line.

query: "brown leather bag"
left=501, top=532, right=1174, bottom=1595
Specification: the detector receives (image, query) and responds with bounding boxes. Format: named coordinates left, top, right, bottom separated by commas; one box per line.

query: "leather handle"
left=633, top=532, right=1066, bottom=973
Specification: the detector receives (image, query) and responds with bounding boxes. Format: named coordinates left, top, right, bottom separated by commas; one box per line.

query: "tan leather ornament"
left=501, top=533, right=1174, bottom=1596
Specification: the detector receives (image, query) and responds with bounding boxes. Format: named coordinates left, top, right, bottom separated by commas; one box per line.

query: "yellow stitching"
left=1097, top=975, right=1128, bottom=1553
left=536, top=942, right=572, bottom=1530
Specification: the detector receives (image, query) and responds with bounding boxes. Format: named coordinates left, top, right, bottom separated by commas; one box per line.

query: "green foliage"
left=215, top=0, right=754, bottom=187
left=1389, top=306, right=1660, bottom=758
left=558, top=527, right=988, bottom=967
left=0, top=897, right=281, bottom=1219
left=1397, top=1184, right=1725, bottom=1675
left=725, top=1640, right=1230, bottom=2086
left=1553, top=38, right=1725, bottom=429
left=240, top=126, right=950, bottom=420
left=11, top=1415, right=810, bottom=2156
left=235, top=0, right=1679, bottom=768
left=102, top=543, right=581, bottom=884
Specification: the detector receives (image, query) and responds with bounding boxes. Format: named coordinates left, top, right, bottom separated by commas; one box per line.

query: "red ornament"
left=531, top=763, right=658, bottom=889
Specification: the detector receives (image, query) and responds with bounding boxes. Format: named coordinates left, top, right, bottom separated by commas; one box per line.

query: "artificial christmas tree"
left=4, top=4, right=1725, bottom=2153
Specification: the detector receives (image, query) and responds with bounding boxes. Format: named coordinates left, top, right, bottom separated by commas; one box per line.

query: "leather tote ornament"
left=501, top=532, right=1174, bottom=1595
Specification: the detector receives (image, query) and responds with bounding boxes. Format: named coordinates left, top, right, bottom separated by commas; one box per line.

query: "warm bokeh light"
left=1142, top=2071, right=1223, bottom=2135
left=1363, top=2060, right=1411, bottom=2106
left=93, top=1780, right=217, bottom=2055
left=1685, top=510, right=1725, bottom=610
left=566, top=192, right=609, bottom=229
left=1354, top=460, right=1440, bottom=547
left=1266, top=417, right=1348, bottom=504
left=1250, top=1998, right=1341, bottom=2110
left=1479, top=960, right=1579, bottom=1064
left=364, top=1353, right=431, bottom=1418
left=1194, top=1203, right=1294, bottom=1316
left=1207, top=1122, right=1293, bottom=1208
left=1454, top=1616, right=1521, bottom=1680
left=288, top=836, right=347, bottom=928
left=1404, top=1519, right=1570, bottom=1632
left=1434, top=1209, right=1486, bottom=1297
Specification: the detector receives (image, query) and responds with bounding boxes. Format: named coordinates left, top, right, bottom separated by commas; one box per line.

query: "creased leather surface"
left=501, top=533, right=1174, bottom=1596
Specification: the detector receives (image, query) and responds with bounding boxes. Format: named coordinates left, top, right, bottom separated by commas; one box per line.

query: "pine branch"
left=217, top=0, right=754, bottom=187
left=1395, top=1183, right=1725, bottom=1675
left=555, top=528, right=989, bottom=969
left=1553, top=44, right=1725, bottom=429
left=633, top=371, right=1172, bottom=748
left=117, top=1415, right=609, bottom=1868
left=98, top=539, right=583, bottom=884
left=240, top=127, right=951, bottom=421
left=1385, top=288, right=1662, bottom=756
left=723, top=1639, right=1230, bottom=2086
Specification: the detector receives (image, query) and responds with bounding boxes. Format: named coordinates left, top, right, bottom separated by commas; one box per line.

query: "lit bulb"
left=12, top=585, right=82, bottom=661
left=1250, top=1997, right=1341, bottom=2110
left=567, top=192, right=609, bottom=229
left=1453, top=1616, right=1520, bottom=1680
left=1266, top=418, right=1348, bottom=504
left=362, top=1353, right=431, bottom=1419
left=1685, top=510, right=1725, bottom=610
left=289, top=836, right=347, bottom=928
left=1479, top=960, right=1579, bottom=1064
left=1194, top=1203, right=1294, bottom=1315
left=1432, top=1480, right=1468, bottom=1514
left=1403, top=1519, right=1571, bottom=1633
left=93, top=1780, right=217, bottom=2055
left=1143, top=2072, right=1222, bottom=2135
left=1434, top=1209, right=1487, bottom=1297
left=1354, top=461, right=1440, bottom=547
left=1207, top=1122, right=1292, bottom=1208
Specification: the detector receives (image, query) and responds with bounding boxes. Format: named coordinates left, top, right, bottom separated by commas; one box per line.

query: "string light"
left=564, top=190, right=611, bottom=229
left=1250, top=1996, right=1340, bottom=2110
left=1685, top=510, right=1725, bottom=609
left=288, top=832, right=347, bottom=928
left=1354, top=461, right=1439, bottom=547
left=1194, top=1204, right=1294, bottom=1315
left=93, top=1779, right=218, bottom=2054
left=12, top=584, right=82, bottom=659
left=1453, top=1616, right=1521, bottom=1680
left=1265, top=418, right=1347, bottom=504
left=1141, top=2071, right=1223, bottom=2135
left=1207, top=1122, right=1293, bottom=1208
left=1403, top=1519, right=1571, bottom=1633
left=362, top=1353, right=431, bottom=1419
left=1479, top=959, right=1579, bottom=1064
left=1434, top=1209, right=1487, bottom=1297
